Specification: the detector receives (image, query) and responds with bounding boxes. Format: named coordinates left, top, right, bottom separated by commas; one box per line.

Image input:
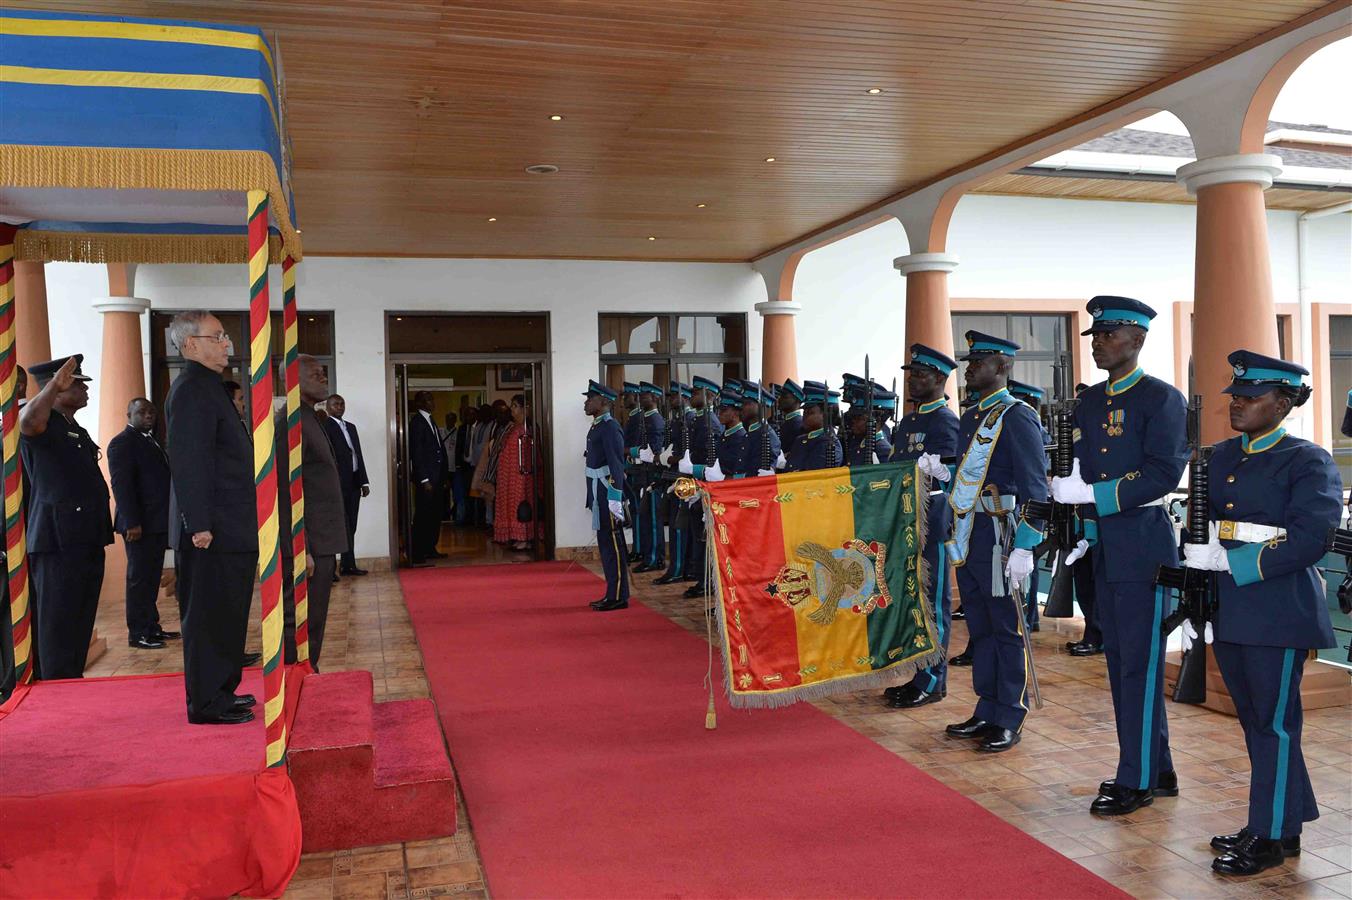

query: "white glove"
left=1051, top=458, right=1095, bottom=505
left=918, top=453, right=950, bottom=483
left=660, top=449, right=672, bottom=466
left=638, top=448, right=655, bottom=464
left=607, top=499, right=626, bottom=523
left=1182, top=523, right=1229, bottom=572
left=704, top=459, right=726, bottom=482
left=1005, top=547, right=1035, bottom=590
left=775, top=451, right=788, bottom=471
left=678, top=450, right=694, bottom=475
left=1064, top=538, right=1090, bottom=566
left=1180, top=619, right=1215, bottom=651
left=757, top=468, right=775, bottom=478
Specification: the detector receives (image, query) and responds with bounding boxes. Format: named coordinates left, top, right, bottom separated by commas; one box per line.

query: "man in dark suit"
left=277, top=356, right=348, bottom=669
left=108, top=397, right=179, bottom=650
left=19, top=356, right=112, bottom=680
left=408, top=390, right=446, bottom=565
left=323, top=393, right=369, bottom=576
left=166, top=310, right=258, bottom=725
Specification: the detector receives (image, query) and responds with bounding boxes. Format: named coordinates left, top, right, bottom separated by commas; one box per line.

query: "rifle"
left=1329, top=526, right=1352, bottom=662
left=863, top=356, right=876, bottom=465
left=759, top=382, right=772, bottom=474
left=825, top=380, right=839, bottom=468
left=1041, top=353, right=1081, bottom=618
left=1156, top=395, right=1215, bottom=705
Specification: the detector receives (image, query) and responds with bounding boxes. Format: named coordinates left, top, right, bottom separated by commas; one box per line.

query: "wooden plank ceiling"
left=974, top=173, right=1352, bottom=211
left=9, top=0, right=1340, bottom=259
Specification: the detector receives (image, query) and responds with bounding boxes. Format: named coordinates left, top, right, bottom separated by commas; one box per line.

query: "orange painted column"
left=1177, top=155, right=1283, bottom=443
left=755, top=299, right=801, bottom=385
left=894, top=253, right=959, bottom=406
left=14, top=261, right=51, bottom=397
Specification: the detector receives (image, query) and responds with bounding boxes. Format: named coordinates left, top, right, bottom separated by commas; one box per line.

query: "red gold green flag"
left=703, top=460, right=940, bottom=708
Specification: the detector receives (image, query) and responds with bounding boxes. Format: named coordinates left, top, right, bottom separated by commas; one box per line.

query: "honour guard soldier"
left=621, top=383, right=645, bottom=564
left=1181, top=352, right=1342, bottom=875
left=632, top=382, right=667, bottom=573
left=20, top=355, right=113, bottom=680
left=885, top=345, right=960, bottom=709
left=943, top=333, right=1049, bottom=752
left=843, top=384, right=894, bottom=465
left=1051, top=297, right=1187, bottom=813
left=785, top=381, right=843, bottom=471
left=678, top=376, right=724, bottom=598
left=776, top=379, right=806, bottom=464
left=1010, top=379, right=1052, bottom=632
left=584, top=381, right=630, bottom=611
left=655, top=382, right=695, bottom=585
left=740, top=380, right=780, bottom=477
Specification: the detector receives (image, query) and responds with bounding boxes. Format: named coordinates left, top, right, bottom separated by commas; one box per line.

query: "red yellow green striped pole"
left=281, top=256, right=310, bottom=664
left=248, top=191, right=287, bottom=767
left=0, top=225, right=33, bottom=686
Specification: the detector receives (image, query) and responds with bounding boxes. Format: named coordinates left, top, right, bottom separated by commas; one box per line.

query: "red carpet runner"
left=402, top=561, right=1125, bottom=899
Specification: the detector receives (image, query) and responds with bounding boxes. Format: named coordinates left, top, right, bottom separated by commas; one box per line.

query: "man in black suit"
left=408, top=390, right=446, bottom=566
left=19, top=356, right=112, bottom=680
left=108, top=398, right=180, bottom=650
left=166, top=310, right=258, bottom=725
left=323, top=393, right=369, bottom=576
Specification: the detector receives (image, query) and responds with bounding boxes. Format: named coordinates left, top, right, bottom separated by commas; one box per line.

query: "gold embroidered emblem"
left=738, top=644, right=748, bottom=665
left=798, top=665, right=819, bottom=676
left=805, top=488, right=824, bottom=500
left=738, top=499, right=760, bottom=508
left=773, top=492, right=794, bottom=503
left=856, top=656, right=873, bottom=666
left=834, top=484, right=855, bottom=495
left=902, top=472, right=914, bottom=489
left=738, top=673, right=753, bottom=689
left=767, top=539, right=892, bottom=626
left=710, top=501, right=727, bottom=516
left=869, top=479, right=891, bottom=491
left=903, top=494, right=913, bottom=514
left=761, top=673, right=783, bottom=684
left=718, top=523, right=729, bottom=544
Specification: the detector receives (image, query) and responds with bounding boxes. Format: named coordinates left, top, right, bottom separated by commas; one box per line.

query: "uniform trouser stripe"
left=925, top=543, right=947, bottom=693
left=1271, top=648, right=1296, bottom=839
left=1139, top=586, right=1164, bottom=790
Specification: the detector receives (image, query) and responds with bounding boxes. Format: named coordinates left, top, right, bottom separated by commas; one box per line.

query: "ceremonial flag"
left=704, top=460, right=941, bottom=708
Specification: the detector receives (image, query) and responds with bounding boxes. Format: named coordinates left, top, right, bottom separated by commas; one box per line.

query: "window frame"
left=597, top=312, right=748, bottom=389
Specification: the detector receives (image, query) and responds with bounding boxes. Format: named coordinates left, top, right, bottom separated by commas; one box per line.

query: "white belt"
left=929, top=489, right=945, bottom=497
left=1214, top=520, right=1286, bottom=543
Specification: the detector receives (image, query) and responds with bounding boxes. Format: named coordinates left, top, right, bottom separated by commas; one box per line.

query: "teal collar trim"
left=917, top=398, right=946, bottom=414
left=1106, top=367, right=1144, bottom=396
left=748, top=421, right=762, bottom=432
left=978, top=388, right=1010, bottom=411
left=807, top=428, right=824, bottom=438
left=643, top=408, right=660, bottom=417
left=1242, top=426, right=1286, bottom=454
left=786, top=409, right=803, bottom=420
left=725, top=423, right=745, bottom=436
left=592, top=412, right=612, bottom=424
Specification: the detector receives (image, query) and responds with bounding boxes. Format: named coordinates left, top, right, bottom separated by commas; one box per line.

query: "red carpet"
left=401, top=561, right=1126, bottom=899
left=0, top=670, right=302, bottom=898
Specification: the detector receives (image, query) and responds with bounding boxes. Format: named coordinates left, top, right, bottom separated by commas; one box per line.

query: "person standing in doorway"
left=493, top=394, right=540, bottom=552
left=324, top=393, right=370, bottom=576
left=452, top=406, right=477, bottom=524
left=408, top=390, right=447, bottom=566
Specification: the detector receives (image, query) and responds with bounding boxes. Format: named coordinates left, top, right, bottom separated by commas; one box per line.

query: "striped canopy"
left=0, top=8, right=300, bottom=263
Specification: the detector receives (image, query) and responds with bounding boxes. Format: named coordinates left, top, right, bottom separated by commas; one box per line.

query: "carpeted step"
left=289, top=669, right=374, bottom=754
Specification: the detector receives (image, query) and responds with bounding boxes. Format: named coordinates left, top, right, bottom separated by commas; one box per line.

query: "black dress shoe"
left=233, top=693, right=257, bottom=709
left=627, top=553, right=643, bottom=564
left=1068, top=640, right=1104, bottom=657
left=129, top=635, right=166, bottom=650
left=589, top=598, right=609, bottom=609
left=654, top=573, right=683, bottom=585
left=1099, top=769, right=1178, bottom=798
left=340, top=567, right=368, bottom=576
left=1212, top=833, right=1287, bottom=876
left=331, top=572, right=341, bottom=583
left=1211, top=829, right=1299, bottom=856
left=682, top=585, right=706, bottom=599
left=241, top=652, right=262, bottom=667
left=945, top=716, right=992, bottom=738
left=1090, top=783, right=1153, bottom=816
left=977, top=727, right=1021, bottom=752
left=152, top=628, right=181, bottom=641
left=889, top=686, right=945, bottom=709
left=951, top=608, right=966, bottom=620
left=1028, top=623, right=1040, bottom=632
left=188, top=708, right=256, bottom=725
left=633, top=563, right=659, bottom=573
left=883, top=685, right=906, bottom=701
left=592, top=597, right=629, bottom=612
left=948, top=648, right=974, bottom=667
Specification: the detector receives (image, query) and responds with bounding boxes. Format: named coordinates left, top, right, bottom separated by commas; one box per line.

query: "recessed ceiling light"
left=866, top=87, right=883, bottom=95
left=487, top=217, right=497, bottom=222
left=695, top=203, right=707, bottom=208
left=764, top=157, right=776, bottom=162
left=525, top=163, right=559, bottom=175
left=549, top=114, right=563, bottom=121
left=647, top=236, right=657, bottom=241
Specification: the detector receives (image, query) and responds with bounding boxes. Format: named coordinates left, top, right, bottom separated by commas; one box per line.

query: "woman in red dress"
left=493, top=395, right=540, bottom=551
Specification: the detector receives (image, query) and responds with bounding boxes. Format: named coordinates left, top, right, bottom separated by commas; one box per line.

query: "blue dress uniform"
left=1010, top=379, right=1051, bottom=631
left=1061, top=297, right=1187, bottom=803
left=658, top=384, right=695, bottom=582
left=630, top=383, right=667, bottom=570
left=890, top=345, right=960, bottom=703
left=786, top=382, right=842, bottom=471
left=740, top=379, right=780, bottom=476
left=1193, top=353, right=1341, bottom=871
left=843, top=387, right=895, bottom=465
left=584, top=382, right=630, bottom=608
left=777, top=380, right=806, bottom=454
left=946, top=334, right=1049, bottom=741
left=20, top=357, right=113, bottom=680
left=683, top=378, right=725, bottom=593
left=620, top=383, right=644, bottom=562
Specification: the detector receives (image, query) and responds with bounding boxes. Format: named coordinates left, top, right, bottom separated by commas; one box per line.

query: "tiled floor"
left=85, top=546, right=1351, bottom=900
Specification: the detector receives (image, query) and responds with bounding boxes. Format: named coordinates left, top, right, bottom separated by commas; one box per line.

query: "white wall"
left=42, top=258, right=765, bottom=557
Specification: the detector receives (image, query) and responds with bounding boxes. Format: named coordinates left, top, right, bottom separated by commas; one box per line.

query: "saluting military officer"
left=584, top=380, right=630, bottom=612
left=655, top=382, right=695, bottom=585
left=943, top=333, right=1049, bottom=753
left=631, top=382, right=667, bottom=573
left=785, top=381, right=843, bottom=471
left=678, top=376, right=725, bottom=598
left=19, top=355, right=113, bottom=680
left=1009, top=379, right=1052, bottom=633
left=1051, top=296, right=1188, bottom=814
left=740, top=380, right=780, bottom=477
left=1180, top=352, right=1342, bottom=876
left=884, top=345, right=960, bottom=709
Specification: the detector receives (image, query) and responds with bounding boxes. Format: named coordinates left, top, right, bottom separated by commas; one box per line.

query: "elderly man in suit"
left=408, top=390, right=446, bottom=566
left=108, top=397, right=179, bottom=650
left=166, top=310, right=258, bottom=725
left=323, top=393, right=369, bottom=577
left=277, top=355, right=348, bottom=669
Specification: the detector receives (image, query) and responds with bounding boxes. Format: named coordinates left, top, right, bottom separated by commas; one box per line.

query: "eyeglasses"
left=190, top=332, right=229, bottom=344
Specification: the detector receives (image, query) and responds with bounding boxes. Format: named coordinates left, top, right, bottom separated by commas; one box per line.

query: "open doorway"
left=386, top=313, right=552, bottom=568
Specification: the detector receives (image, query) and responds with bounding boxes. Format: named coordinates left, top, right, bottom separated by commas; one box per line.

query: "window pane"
left=600, top=315, right=663, bottom=355
left=951, top=314, right=1006, bottom=351
left=675, top=360, right=743, bottom=388
left=1030, top=315, right=1065, bottom=353
left=676, top=314, right=745, bottom=355
left=1331, top=316, right=1352, bottom=485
